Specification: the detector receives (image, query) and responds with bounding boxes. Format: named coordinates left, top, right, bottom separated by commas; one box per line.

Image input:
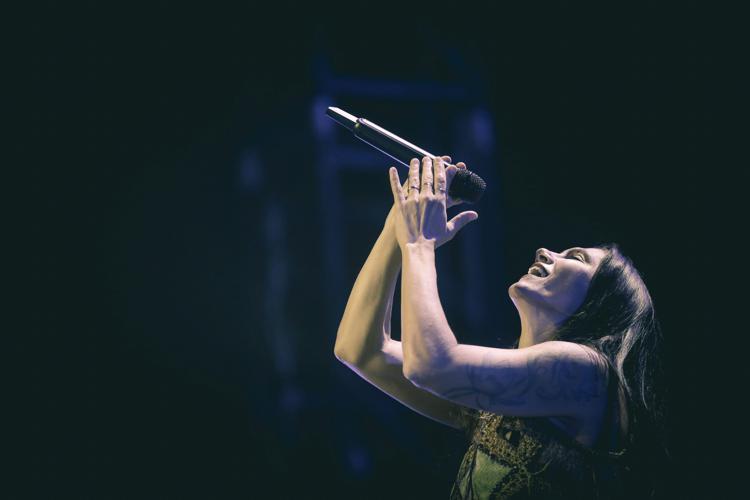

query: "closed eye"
left=566, top=250, right=587, bottom=262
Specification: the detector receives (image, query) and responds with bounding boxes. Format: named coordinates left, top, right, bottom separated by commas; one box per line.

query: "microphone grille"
left=449, top=169, right=486, bottom=204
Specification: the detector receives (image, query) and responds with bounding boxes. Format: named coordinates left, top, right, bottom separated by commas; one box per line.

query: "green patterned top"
left=450, top=365, right=632, bottom=500
left=450, top=410, right=630, bottom=499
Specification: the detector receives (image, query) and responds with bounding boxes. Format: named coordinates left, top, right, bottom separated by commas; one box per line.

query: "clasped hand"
left=389, top=156, right=479, bottom=250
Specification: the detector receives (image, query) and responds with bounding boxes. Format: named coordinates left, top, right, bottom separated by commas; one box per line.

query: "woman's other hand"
left=440, top=155, right=468, bottom=209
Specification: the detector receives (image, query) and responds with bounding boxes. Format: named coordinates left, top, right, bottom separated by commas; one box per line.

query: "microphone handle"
left=353, top=118, right=440, bottom=167
left=325, top=106, right=485, bottom=203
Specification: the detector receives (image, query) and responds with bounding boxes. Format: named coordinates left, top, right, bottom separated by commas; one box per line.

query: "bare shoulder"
left=539, top=342, right=615, bottom=444
left=538, top=340, right=610, bottom=373
left=526, top=340, right=611, bottom=399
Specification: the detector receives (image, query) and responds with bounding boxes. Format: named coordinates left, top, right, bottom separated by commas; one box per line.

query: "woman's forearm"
left=400, top=240, right=459, bottom=379
left=334, top=207, right=402, bottom=366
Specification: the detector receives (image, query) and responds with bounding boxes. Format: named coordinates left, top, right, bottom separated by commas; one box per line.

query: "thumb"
left=447, top=211, right=479, bottom=237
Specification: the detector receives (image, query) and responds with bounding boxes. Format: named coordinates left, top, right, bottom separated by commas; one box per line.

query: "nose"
left=535, top=248, right=553, bottom=264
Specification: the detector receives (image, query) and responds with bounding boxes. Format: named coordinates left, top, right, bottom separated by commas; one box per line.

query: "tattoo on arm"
left=440, top=350, right=605, bottom=412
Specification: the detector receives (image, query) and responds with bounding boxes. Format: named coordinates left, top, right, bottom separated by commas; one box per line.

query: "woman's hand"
left=386, top=155, right=466, bottom=228
left=388, top=156, right=479, bottom=250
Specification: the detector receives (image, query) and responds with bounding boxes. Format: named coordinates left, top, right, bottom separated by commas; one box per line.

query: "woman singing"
left=334, top=156, right=668, bottom=499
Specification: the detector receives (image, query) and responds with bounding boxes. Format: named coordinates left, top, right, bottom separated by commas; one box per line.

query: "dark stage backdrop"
left=16, top=2, right=713, bottom=499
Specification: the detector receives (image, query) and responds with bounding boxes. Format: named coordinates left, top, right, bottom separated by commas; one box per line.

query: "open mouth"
left=526, top=263, right=549, bottom=278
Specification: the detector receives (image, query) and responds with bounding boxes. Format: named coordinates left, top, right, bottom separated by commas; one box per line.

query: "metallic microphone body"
left=326, top=107, right=486, bottom=203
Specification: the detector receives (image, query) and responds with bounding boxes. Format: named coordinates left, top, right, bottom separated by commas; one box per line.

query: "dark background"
left=16, top=2, right=713, bottom=498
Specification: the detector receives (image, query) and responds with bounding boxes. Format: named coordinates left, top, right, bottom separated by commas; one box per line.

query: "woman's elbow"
left=403, top=351, right=455, bottom=392
left=334, top=342, right=368, bottom=368
left=334, top=342, right=352, bottom=364
left=402, top=360, right=431, bottom=389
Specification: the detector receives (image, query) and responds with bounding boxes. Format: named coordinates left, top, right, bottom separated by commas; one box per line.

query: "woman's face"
left=508, top=246, right=608, bottom=318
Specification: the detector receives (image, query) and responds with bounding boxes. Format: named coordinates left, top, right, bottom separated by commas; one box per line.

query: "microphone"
left=325, top=107, right=486, bottom=204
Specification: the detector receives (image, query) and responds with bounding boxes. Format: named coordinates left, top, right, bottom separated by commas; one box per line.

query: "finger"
left=456, top=161, right=466, bottom=170
left=389, top=167, right=405, bottom=204
left=435, top=156, right=447, bottom=199
left=447, top=211, right=479, bottom=238
left=441, top=156, right=455, bottom=173
left=445, top=165, right=462, bottom=206
left=446, top=164, right=458, bottom=190
left=408, top=158, right=420, bottom=199
left=421, top=156, right=433, bottom=194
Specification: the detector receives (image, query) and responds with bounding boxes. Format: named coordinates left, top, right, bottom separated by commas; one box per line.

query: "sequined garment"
left=450, top=407, right=631, bottom=499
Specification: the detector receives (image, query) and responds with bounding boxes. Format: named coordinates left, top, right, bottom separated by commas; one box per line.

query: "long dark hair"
left=551, top=243, right=671, bottom=495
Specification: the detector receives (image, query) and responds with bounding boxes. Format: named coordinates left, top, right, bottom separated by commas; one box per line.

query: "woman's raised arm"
left=334, top=158, right=468, bottom=429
